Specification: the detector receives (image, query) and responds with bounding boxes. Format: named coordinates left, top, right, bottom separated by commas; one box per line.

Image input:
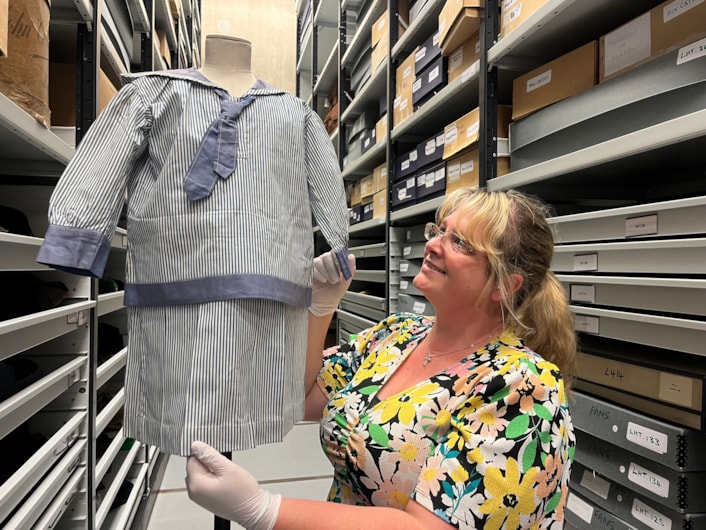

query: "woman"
left=186, top=188, right=577, bottom=530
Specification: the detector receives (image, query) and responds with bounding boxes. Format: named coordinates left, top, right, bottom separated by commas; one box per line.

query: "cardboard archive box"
left=511, top=41, right=598, bottom=121
left=447, top=31, right=480, bottom=84
left=396, top=49, right=416, bottom=93
left=438, top=0, right=482, bottom=55
left=499, top=0, right=549, bottom=39
left=445, top=146, right=510, bottom=194
left=0, top=0, right=50, bottom=126
left=371, top=0, right=410, bottom=48
left=443, top=104, right=512, bottom=159
left=599, top=0, right=706, bottom=82
left=49, top=63, right=119, bottom=126
left=0, top=0, right=7, bottom=57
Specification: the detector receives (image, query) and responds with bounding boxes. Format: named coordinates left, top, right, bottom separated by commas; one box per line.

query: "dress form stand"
left=200, top=34, right=256, bottom=530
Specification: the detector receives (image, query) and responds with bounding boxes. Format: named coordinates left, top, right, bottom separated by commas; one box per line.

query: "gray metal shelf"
left=488, top=0, right=659, bottom=68
left=488, top=109, right=706, bottom=193
left=341, top=63, right=387, bottom=123
left=349, top=242, right=387, bottom=258
left=509, top=49, right=706, bottom=170
left=314, top=41, right=339, bottom=97
left=155, top=0, right=178, bottom=51
left=550, top=196, right=706, bottom=243
left=390, top=195, right=444, bottom=223
left=315, top=0, right=338, bottom=26
left=341, top=141, right=386, bottom=179
left=349, top=216, right=386, bottom=235
left=51, top=0, right=93, bottom=23
left=341, top=0, right=386, bottom=68
left=391, top=0, right=444, bottom=60
left=390, top=67, right=480, bottom=141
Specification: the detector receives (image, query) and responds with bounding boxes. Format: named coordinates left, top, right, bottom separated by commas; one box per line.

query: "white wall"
left=201, top=0, right=297, bottom=94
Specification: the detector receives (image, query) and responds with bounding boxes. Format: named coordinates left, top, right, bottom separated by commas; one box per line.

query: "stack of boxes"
left=349, top=161, right=388, bottom=226
left=411, top=30, right=447, bottom=110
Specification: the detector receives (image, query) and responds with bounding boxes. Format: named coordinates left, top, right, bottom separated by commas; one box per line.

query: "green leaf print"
left=521, top=437, right=538, bottom=473
left=358, top=385, right=380, bottom=395
left=505, top=413, right=530, bottom=439
left=533, top=403, right=554, bottom=421
left=368, top=423, right=390, bottom=448
left=544, top=490, right=563, bottom=514
left=538, top=431, right=552, bottom=444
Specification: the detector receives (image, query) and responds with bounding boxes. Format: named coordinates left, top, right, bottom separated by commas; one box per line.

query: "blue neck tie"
left=184, top=94, right=256, bottom=201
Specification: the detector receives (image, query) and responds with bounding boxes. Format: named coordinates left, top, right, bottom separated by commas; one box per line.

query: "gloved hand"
left=186, top=441, right=281, bottom=530
left=310, top=251, right=356, bottom=316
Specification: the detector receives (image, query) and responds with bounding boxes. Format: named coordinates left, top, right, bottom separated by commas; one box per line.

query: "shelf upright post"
left=311, top=0, right=319, bottom=110
left=76, top=1, right=102, bottom=528
left=384, top=0, right=400, bottom=314
left=141, top=0, right=156, bottom=71
left=479, top=0, right=499, bottom=188
left=337, top=0, right=347, bottom=170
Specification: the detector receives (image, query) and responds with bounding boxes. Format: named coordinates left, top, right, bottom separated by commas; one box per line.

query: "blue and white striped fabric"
left=37, top=69, right=349, bottom=455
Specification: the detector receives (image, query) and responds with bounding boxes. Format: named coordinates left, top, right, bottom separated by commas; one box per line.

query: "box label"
left=412, top=78, right=422, bottom=93
left=628, top=462, right=669, bottom=498
left=580, top=469, right=610, bottom=499
left=663, top=0, right=703, bottom=22
left=677, top=37, right=706, bottom=65
left=466, top=121, right=480, bottom=139
left=400, top=279, right=409, bottom=289
left=626, top=421, right=668, bottom=455
left=566, top=492, right=593, bottom=524
left=570, top=284, right=595, bottom=303
left=429, top=65, right=440, bottom=82
left=445, top=125, right=458, bottom=145
left=413, top=301, right=426, bottom=313
left=450, top=48, right=463, bottom=70
left=448, top=162, right=461, bottom=181
left=574, top=315, right=599, bottom=334
left=526, top=69, right=552, bottom=93
left=658, top=372, right=693, bottom=408
left=573, top=253, right=598, bottom=271
left=625, top=214, right=658, bottom=237
left=415, top=47, right=426, bottom=62
left=425, top=140, right=436, bottom=155
left=504, top=3, right=523, bottom=27
left=400, top=262, right=409, bottom=272
left=603, top=12, right=651, bottom=78
left=461, top=160, right=474, bottom=174
left=632, top=498, right=672, bottom=530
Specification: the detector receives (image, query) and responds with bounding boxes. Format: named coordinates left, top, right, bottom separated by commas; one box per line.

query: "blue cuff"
left=37, top=224, right=112, bottom=278
left=334, top=247, right=352, bottom=280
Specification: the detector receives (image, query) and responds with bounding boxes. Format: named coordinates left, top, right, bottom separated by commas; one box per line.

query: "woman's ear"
left=490, top=274, right=524, bottom=302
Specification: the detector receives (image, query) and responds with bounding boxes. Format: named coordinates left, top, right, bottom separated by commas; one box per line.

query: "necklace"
left=421, top=332, right=497, bottom=366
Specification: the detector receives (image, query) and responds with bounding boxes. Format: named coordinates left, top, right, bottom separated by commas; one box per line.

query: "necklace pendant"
left=423, top=353, right=432, bottom=366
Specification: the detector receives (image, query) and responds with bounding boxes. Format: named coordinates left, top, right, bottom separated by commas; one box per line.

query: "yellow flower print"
left=496, top=350, right=529, bottom=376
left=449, top=463, right=469, bottom=484
left=375, top=382, right=439, bottom=424
left=498, top=328, right=522, bottom=347
left=446, top=417, right=474, bottom=451
left=320, top=364, right=350, bottom=393
left=480, top=457, right=539, bottom=530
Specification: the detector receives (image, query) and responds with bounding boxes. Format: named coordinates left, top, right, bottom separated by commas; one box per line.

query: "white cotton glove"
left=186, top=441, right=281, bottom=530
left=310, top=251, right=356, bottom=316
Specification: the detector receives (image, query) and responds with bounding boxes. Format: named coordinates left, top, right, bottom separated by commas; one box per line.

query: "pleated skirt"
left=123, top=298, right=308, bottom=456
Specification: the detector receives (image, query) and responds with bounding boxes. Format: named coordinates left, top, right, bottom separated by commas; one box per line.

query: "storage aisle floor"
left=145, top=422, right=333, bottom=529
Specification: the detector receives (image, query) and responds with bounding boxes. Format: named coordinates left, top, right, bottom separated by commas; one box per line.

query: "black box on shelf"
left=360, top=128, right=377, bottom=155
left=416, top=161, right=446, bottom=200
left=412, top=55, right=448, bottom=107
left=414, top=31, right=441, bottom=74
left=394, top=147, right=419, bottom=182
left=415, top=131, right=445, bottom=169
left=349, top=205, right=363, bottom=225
left=361, top=201, right=374, bottom=222
left=391, top=176, right=417, bottom=209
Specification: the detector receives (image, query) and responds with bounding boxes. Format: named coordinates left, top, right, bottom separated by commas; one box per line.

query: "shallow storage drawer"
left=559, top=275, right=706, bottom=317
left=397, top=293, right=434, bottom=316
left=574, top=430, right=706, bottom=514
left=572, top=305, right=706, bottom=356
left=354, top=269, right=387, bottom=283
left=336, top=310, right=376, bottom=336
left=570, top=461, right=706, bottom=530
left=571, top=390, right=706, bottom=471
left=565, top=488, right=635, bottom=530
left=349, top=242, right=387, bottom=258
left=549, top=196, right=706, bottom=243
left=342, top=292, right=386, bottom=311
left=339, top=300, right=386, bottom=322
left=552, top=238, right=706, bottom=275
left=398, top=277, right=424, bottom=296
left=399, top=259, right=422, bottom=277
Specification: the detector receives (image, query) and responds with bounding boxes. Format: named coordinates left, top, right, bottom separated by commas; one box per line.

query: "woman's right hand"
left=309, top=251, right=356, bottom=316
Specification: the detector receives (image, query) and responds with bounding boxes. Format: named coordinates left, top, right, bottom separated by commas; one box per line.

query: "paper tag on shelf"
left=625, top=214, right=657, bottom=237
left=628, top=462, right=669, bottom=498
left=573, top=253, right=598, bottom=271
left=626, top=421, right=668, bottom=454
left=570, top=284, right=595, bottom=303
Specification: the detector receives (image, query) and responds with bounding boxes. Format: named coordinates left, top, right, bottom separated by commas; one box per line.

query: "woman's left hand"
left=185, top=441, right=281, bottom=530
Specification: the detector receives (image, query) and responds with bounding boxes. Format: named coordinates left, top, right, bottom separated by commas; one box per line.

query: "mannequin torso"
left=199, top=35, right=257, bottom=97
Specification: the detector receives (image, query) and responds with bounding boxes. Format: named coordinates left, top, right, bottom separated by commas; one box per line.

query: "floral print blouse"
left=317, top=313, right=574, bottom=529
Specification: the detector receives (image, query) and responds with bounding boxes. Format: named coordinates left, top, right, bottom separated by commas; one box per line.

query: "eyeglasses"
left=424, top=222, right=474, bottom=255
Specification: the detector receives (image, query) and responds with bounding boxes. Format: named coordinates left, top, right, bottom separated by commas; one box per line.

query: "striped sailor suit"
left=37, top=69, right=350, bottom=456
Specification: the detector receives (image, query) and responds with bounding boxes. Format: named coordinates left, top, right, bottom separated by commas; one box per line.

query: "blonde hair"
left=437, top=187, right=577, bottom=387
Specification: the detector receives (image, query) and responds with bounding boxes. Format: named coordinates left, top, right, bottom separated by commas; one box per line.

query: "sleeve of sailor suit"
left=37, top=81, right=151, bottom=277
left=303, top=105, right=352, bottom=279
